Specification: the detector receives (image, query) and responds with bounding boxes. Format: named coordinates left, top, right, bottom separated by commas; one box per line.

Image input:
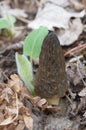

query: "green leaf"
left=0, top=15, right=16, bottom=30
left=23, top=26, right=48, bottom=60
left=0, top=18, right=10, bottom=29
left=6, top=14, right=16, bottom=24
left=15, top=52, right=36, bottom=96
left=5, top=14, right=16, bottom=37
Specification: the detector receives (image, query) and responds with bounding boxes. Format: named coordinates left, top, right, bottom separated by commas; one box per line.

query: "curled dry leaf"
left=37, top=98, right=48, bottom=110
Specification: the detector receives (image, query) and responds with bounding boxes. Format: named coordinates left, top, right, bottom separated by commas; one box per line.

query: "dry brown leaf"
left=6, top=108, right=18, bottom=115
left=47, top=105, right=61, bottom=112
left=0, top=93, right=18, bottom=126
left=1, top=88, right=13, bottom=103
left=37, top=98, right=48, bottom=110
left=6, top=123, right=17, bottom=130
left=70, top=0, right=84, bottom=11
left=0, top=116, right=16, bottom=126
left=14, top=120, right=25, bottom=130
left=8, top=74, right=23, bottom=93
left=32, top=96, right=41, bottom=104
left=83, top=0, right=86, bottom=10
left=23, top=114, right=33, bottom=130
left=0, top=74, right=34, bottom=130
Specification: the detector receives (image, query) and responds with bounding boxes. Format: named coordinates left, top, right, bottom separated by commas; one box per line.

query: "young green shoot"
left=15, top=26, right=48, bottom=96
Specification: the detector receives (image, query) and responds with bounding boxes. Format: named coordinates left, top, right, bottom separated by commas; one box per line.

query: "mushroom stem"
left=46, top=96, right=60, bottom=105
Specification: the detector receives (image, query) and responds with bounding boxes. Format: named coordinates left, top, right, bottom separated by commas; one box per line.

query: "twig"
left=64, top=44, right=86, bottom=57
left=16, top=16, right=30, bottom=24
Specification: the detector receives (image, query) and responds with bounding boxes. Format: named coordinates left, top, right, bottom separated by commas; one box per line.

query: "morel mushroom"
left=34, top=32, right=68, bottom=105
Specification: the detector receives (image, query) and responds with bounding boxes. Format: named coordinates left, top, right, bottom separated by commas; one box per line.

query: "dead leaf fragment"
left=8, top=9, right=28, bottom=18
left=70, top=0, right=84, bottom=11
left=8, top=74, right=23, bottom=93
left=79, top=88, right=86, bottom=97
left=47, top=105, right=61, bottom=112
left=1, top=87, right=13, bottom=103
left=57, top=18, right=83, bottom=46
left=37, top=98, right=48, bottom=110
left=23, top=114, right=33, bottom=130
left=28, top=3, right=85, bottom=30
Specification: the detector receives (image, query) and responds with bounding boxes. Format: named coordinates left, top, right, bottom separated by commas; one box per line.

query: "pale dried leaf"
left=79, top=88, right=86, bottom=97
left=0, top=116, right=15, bottom=126
left=23, top=115, right=33, bottom=130
left=57, top=18, right=83, bottom=46
left=28, top=3, right=85, bottom=30
left=83, top=111, right=86, bottom=117
left=48, top=0, right=70, bottom=7
left=8, top=9, right=28, bottom=18
left=7, top=108, right=18, bottom=115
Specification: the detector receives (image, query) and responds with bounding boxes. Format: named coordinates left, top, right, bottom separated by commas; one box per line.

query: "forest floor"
left=0, top=0, right=86, bottom=130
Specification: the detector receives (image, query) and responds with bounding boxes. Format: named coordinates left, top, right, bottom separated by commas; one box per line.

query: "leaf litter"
left=0, top=73, right=62, bottom=130
left=28, top=0, right=85, bottom=46
left=0, top=0, right=86, bottom=130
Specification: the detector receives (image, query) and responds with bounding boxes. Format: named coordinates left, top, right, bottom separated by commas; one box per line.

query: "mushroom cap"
left=34, top=32, right=68, bottom=98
